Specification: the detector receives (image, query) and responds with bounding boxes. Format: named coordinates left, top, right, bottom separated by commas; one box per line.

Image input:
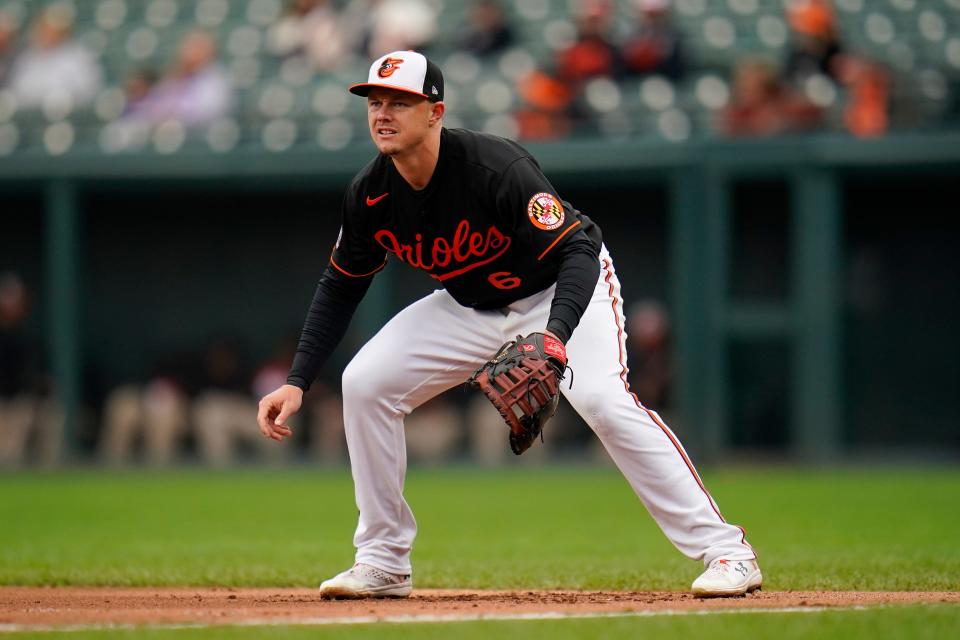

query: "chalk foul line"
left=0, top=604, right=887, bottom=633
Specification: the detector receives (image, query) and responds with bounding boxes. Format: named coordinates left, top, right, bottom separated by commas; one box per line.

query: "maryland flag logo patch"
left=378, top=57, right=404, bottom=78
left=527, top=192, right=565, bottom=231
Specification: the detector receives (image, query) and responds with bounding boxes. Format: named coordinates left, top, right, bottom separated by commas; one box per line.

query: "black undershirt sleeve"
left=286, top=266, right=373, bottom=391
left=545, top=228, right=601, bottom=344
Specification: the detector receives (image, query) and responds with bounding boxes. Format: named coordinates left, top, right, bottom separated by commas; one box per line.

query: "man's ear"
left=429, top=101, right=445, bottom=126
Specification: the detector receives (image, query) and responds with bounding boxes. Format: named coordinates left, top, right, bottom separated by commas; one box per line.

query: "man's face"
left=366, top=88, right=436, bottom=156
left=33, top=16, right=69, bottom=49
left=178, top=32, right=215, bottom=74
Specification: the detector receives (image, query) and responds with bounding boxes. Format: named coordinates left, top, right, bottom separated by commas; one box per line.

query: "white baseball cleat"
left=318, top=563, right=413, bottom=599
left=691, top=558, right=762, bottom=597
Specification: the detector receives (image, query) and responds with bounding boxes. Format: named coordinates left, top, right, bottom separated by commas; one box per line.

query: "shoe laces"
left=708, top=559, right=753, bottom=575
left=707, top=559, right=732, bottom=574
left=351, top=563, right=408, bottom=584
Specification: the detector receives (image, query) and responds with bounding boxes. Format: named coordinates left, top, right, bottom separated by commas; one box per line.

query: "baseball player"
left=257, top=51, right=761, bottom=598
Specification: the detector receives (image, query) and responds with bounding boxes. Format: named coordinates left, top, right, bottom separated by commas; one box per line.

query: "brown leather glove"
left=469, top=332, right=567, bottom=455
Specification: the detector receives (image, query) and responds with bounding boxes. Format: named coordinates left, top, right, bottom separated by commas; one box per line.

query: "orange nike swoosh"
left=366, top=192, right=389, bottom=206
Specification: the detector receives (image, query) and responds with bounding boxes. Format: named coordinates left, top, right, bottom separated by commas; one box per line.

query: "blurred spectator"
left=121, top=68, right=159, bottom=118
left=97, top=67, right=161, bottom=151
left=251, top=342, right=295, bottom=407
left=360, top=0, right=438, bottom=59
left=625, top=300, right=673, bottom=410
left=306, top=380, right=346, bottom=464
left=99, top=382, right=189, bottom=466
left=404, top=394, right=462, bottom=464
left=556, top=0, right=622, bottom=84
left=719, top=58, right=822, bottom=137
left=621, top=0, right=685, bottom=81
left=841, top=59, right=888, bottom=138
left=99, top=356, right=190, bottom=467
left=6, top=4, right=103, bottom=109
left=515, top=0, right=620, bottom=140
left=192, top=337, right=281, bottom=466
left=0, top=273, right=62, bottom=467
left=515, top=71, right=574, bottom=140
left=250, top=334, right=315, bottom=456
left=0, top=11, right=15, bottom=86
left=455, top=0, right=514, bottom=57
left=267, top=0, right=355, bottom=71
left=131, top=30, right=232, bottom=127
left=783, top=0, right=888, bottom=137
left=784, top=0, right=844, bottom=84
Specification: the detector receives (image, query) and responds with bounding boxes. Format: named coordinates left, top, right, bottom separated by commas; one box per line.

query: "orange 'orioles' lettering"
left=374, top=221, right=511, bottom=282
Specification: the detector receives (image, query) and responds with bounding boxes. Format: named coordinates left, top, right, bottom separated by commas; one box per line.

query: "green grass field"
left=2, top=466, right=959, bottom=590
left=2, top=466, right=959, bottom=637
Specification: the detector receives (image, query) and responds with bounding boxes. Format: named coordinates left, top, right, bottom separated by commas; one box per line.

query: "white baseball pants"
left=341, top=245, right=755, bottom=575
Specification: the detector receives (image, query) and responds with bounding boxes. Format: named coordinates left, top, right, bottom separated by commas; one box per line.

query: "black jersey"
left=287, top=128, right=603, bottom=390
left=330, top=128, right=602, bottom=309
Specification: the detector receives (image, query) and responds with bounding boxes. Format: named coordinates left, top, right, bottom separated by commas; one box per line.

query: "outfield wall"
left=2, top=132, right=958, bottom=460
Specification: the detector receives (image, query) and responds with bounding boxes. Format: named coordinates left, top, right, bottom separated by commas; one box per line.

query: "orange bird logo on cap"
left=378, top=57, right=404, bottom=78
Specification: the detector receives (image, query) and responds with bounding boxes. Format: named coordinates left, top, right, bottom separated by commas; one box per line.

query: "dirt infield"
left=1, top=587, right=958, bottom=628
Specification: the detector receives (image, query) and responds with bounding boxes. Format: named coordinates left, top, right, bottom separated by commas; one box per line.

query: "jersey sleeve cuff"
left=545, top=319, right=572, bottom=344
left=286, top=375, right=310, bottom=392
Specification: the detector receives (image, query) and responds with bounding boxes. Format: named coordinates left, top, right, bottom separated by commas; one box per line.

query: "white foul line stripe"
left=0, top=605, right=878, bottom=634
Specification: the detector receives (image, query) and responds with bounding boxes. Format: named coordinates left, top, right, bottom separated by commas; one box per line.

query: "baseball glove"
left=469, top=332, right=568, bottom=455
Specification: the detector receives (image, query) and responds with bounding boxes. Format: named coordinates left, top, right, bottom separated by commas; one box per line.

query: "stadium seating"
left=0, top=0, right=956, bottom=156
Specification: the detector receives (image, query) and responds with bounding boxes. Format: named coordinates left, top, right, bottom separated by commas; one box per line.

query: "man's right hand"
left=257, top=384, right=303, bottom=442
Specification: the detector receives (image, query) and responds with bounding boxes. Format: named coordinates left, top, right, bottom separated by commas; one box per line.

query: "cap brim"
left=349, top=83, right=431, bottom=100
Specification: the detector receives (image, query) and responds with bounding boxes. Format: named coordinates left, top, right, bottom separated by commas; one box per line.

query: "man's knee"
left=342, top=352, right=391, bottom=405
left=570, top=390, right=609, bottom=435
